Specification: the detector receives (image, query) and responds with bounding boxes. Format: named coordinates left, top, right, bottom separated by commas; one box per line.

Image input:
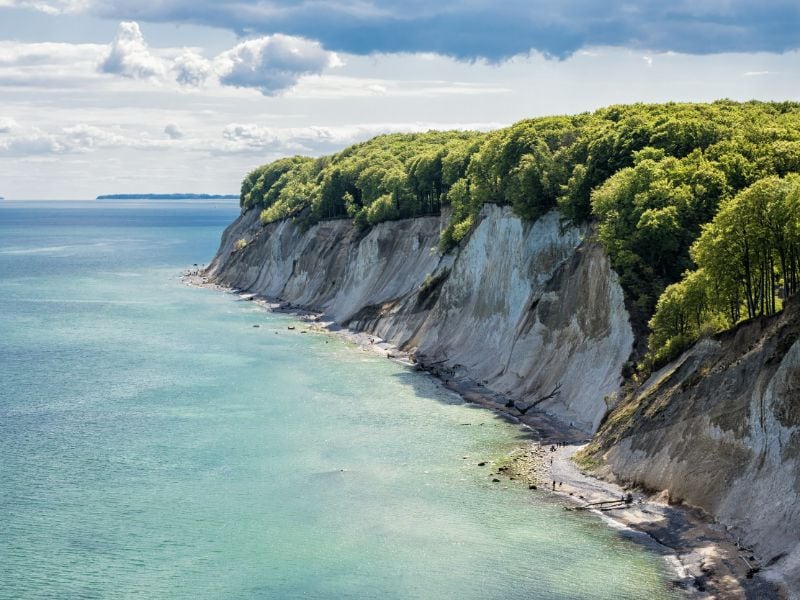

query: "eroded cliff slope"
left=207, top=205, right=634, bottom=433
left=583, top=298, right=800, bottom=593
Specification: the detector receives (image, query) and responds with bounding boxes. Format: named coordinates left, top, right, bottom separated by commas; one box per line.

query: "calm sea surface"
left=0, top=201, right=680, bottom=599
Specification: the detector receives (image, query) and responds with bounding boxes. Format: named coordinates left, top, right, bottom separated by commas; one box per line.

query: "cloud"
left=0, top=0, right=87, bottom=14
left=100, top=21, right=166, bottom=79
left=215, top=35, right=341, bottom=96
left=0, top=121, right=168, bottom=156
left=164, top=123, right=183, bottom=139
left=0, top=117, right=19, bottom=133
left=218, top=121, right=502, bottom=155
left=95, top=23, right=341, bottom=95
left=0, top=40, right=103, bottom=67
left=173, top=50, right=212, bottom=86
left=288, top=75, right=510, bottom=99
left=0, top=116, right=500, bottom=159
left=7, top=0, right=800, bottom=60
left=0, top=40, right=106, bottom=88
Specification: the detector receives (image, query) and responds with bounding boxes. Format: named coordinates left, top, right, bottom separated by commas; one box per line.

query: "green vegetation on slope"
left=238, top=101, right=800, bottom=367
left=646, top=174, right=800, bottom=366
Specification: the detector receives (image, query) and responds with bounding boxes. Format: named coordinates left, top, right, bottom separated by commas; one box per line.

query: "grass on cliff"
left=572, top=450, right=604, bottom=472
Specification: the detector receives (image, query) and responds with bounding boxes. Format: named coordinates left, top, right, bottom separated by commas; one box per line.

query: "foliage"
left=646, top=175, right=800, bottom=367
left=237, top=101, right=800, bottom=366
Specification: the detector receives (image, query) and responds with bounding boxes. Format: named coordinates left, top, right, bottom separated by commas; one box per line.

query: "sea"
left=0, top=200, right=682, bottom=599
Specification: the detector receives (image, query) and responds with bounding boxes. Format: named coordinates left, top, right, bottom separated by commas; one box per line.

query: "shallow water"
left=0, top=201, right=681, bottom=599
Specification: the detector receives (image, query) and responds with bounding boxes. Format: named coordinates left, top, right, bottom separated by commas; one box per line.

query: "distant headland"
left=96, top=193, right=238, bottom=200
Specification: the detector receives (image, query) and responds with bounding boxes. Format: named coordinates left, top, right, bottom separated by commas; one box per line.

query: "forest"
left=238, top=101, right=800, bottom=369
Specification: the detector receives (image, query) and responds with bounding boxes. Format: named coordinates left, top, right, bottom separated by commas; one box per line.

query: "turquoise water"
left=0, top=201, right=680, bottom=599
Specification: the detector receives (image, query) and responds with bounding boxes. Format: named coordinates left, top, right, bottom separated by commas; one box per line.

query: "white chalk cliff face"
left=207, top=205, right=634, bottom=433
left=588, top=302, right=800, bottom=594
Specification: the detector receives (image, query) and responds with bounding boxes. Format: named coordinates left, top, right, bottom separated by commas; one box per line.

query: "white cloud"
left=0, top=121, right=169, bottom=156
left=62, top=123, right=127, bottom=148
left=215, top=35, right=342, bottom=96
left=0, top=41, right=103, bottom=67
left=2, top=116, right=496, bottom=159
left=0, top=22, right=351, bottom=98
left=289, top=75, right=511, bottom=99
left=100, top=21, right=166, bottom=80
left=0, top=117, right=19, bottom=133
left=219, top=121, right=501, bottom=154
left=0, top=130, right=63, bottom=155
left=94, top=24, right=343, bottom=95
left=0, top=41, right=106, bottom=88
left=173, top=50, right=213, bottom=86
left=164, top=123, right=183, bottom=139
left=0, top=0, right=87, bottom=14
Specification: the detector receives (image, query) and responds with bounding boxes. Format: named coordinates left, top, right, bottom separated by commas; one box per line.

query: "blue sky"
left=0, top=0, right=798, bottom=198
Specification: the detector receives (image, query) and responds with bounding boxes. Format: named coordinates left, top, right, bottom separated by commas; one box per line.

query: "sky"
left=0, top=1, right=798, bottom=199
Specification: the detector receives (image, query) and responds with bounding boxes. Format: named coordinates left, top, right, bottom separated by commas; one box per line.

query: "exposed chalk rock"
left=588, top=300, right=800, bottom=595
left=207, top=204, right=634, bottom=433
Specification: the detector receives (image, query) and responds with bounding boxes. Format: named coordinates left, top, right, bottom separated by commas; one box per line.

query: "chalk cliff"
left=583, top=298, right=800, bottom=594
left=207, top=205, right=634, bottom=433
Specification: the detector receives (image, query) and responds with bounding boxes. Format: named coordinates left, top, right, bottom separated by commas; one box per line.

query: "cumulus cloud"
left=173, top=50, right=212, bottom=86
left=0, top=121, right=167, bottom=156
left=215, top=35, right=341, bottom=96
left=0, top=117, right=19, bottom=133
left=164, top=123, right=183, bottom=139
left=0, top=125, right=86, bottom=156
left=100, top=21, right=166, bottom=79
left=8, top=0, right=800, bottom=60
left=93, top=23, right=341, bottom=95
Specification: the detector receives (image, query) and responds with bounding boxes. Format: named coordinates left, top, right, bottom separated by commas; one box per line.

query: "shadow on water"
left=388, top=368, right=538, bottom=445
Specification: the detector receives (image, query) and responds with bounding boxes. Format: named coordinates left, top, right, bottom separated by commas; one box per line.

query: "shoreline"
left=183, top=270, right=780, bottom=599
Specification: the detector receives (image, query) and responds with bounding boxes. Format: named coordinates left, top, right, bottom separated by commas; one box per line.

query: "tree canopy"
left=238, top=101, right=800, bottom=368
